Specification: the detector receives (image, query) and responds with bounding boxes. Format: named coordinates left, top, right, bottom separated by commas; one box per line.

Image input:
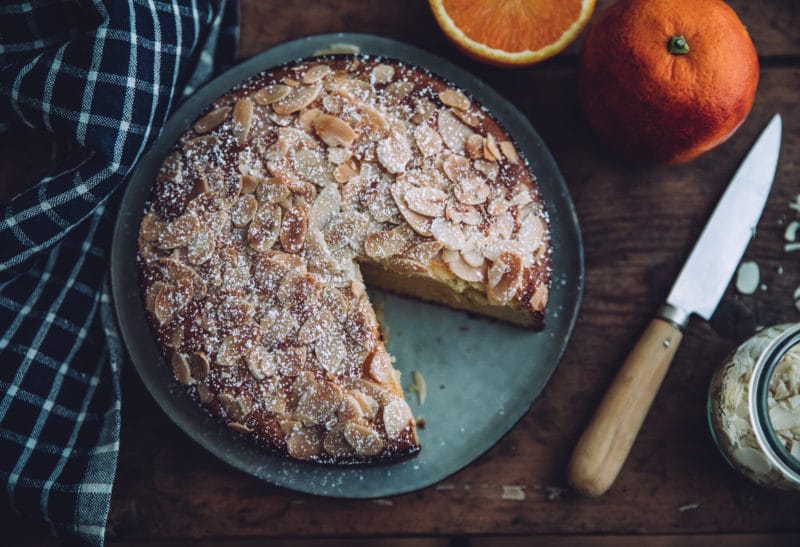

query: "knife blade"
left=568, top=114, right=783, bottom=497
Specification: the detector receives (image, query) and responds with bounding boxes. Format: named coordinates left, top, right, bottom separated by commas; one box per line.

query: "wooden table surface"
left=4, top=0, right=800, bottom=545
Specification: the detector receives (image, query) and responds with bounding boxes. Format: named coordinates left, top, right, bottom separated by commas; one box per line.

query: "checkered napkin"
left=0, top=1, right=238, bottom=544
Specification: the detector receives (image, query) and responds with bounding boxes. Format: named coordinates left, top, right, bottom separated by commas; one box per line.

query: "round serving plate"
left=110, top=33, right=583, bottom=498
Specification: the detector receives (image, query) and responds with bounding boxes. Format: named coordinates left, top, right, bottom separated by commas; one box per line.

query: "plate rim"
left=110, top=32, right=584, bottom=498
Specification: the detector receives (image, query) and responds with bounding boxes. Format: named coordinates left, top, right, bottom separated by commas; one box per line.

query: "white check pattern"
left=0, top=1, right=238, bottom=545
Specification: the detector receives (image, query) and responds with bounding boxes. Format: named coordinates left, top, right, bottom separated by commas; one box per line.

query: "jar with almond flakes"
left=708, top=323, right=800, bottom=490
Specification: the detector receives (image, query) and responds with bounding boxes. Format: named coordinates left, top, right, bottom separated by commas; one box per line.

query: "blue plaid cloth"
left=0, top=1, right=238, bottom=544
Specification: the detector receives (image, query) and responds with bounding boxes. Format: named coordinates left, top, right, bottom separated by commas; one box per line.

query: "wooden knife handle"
left=567, top=318, right=683, bottom=497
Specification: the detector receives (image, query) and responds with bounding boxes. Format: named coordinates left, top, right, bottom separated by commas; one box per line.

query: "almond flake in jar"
left=709, top=324, right=800, bottom=490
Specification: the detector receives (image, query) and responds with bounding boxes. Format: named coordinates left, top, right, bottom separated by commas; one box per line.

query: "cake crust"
left=137, top=55, right=550, bottom=464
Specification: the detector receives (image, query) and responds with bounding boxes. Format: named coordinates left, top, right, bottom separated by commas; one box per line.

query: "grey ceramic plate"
left=111, top=33, right=583, bottom=498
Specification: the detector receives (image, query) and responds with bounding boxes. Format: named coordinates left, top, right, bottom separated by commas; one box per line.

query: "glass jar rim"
left=748, top=323, right=800, bottom=482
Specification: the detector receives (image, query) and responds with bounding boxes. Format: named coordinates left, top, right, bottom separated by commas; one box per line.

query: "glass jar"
left=708, top=323, right=800, bottom=490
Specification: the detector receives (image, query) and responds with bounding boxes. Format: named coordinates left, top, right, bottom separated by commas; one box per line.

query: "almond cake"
left=137, top=55, right=551, bottom=464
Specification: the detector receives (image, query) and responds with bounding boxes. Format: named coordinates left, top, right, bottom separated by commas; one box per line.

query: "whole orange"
left=577, top=0, right=759, bottom=164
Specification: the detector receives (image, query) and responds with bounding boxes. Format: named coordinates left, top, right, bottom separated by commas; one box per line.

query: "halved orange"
left=429, top=0, right=596, bottom=67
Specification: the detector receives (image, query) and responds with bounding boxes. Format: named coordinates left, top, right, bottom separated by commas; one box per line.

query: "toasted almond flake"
left=314, top=113, right=356, bottom=147
left=454, top=176, right=490, bottom=206
left=145, top=281, right=167, bottom=313
left=194, top=106, right=231, bottom=134
left=323, top=424, right=355, bottom=457
left=437, top=109, right=473, bottom=153
left=247, top=203, right=282, bottom=252
left=273, top=83, right=322, bottom=115
left=439, top=88, right=471, bottom=110
left=364, top=229, right=408, bottom=260
left=484, top=133, right=502, bottom=161
left=466, top=134, right=484, bottom=159
left=171, top=352, right=193, bottom=384
left=228, top=422, right=253, bottom=434
left=370, top=63, right=395, bottom=85
left=334, top=163, right=357, bottom=183
left=256, top=176, right=291, bottom=205
left=461, top=249, right=484, bottom=268
left=286, top=427, right=323, bottom=460
left=298, top=309, right=336, bottom=344
left=391, top=183, right=433, bottom=236
left=430, top=218, right=466, bottom=250
left=186, top=226, right=216, bottom=266
left=447, top=254, right=483, bottom=282
left=293, top=149, right=335, bottom=187
left=139, top=213, right=164, bottom=242
left=280, top=202, right=308, bottom=253
left=231, top=194, right=258, bottom=227
left=376, top=133, right=412, bottom=174
left=153, top=278, right=192, bottom=325
left=344, top=422, right=384, bottom=456
left=309, top=183, right=341, bottom=231
left=529, top=284, right=549, bottom=312
left=298, top=107, right=322, bottom=133
left=383, top=398, right=414, bottom=438
left=413, top=124, right=444, bottom=158
left=442, top=153, right=471, bottom=183
left=384, top=80, right=414, bottom=104
left=387, top=256, right=427, bottom=274
left=314, top=330, right=347, bottom=375
left=404, top=186, right=447, bottom=217
left=474, top=158, right=499, bottom=180
left=407, top=240, right=444, bottom=266
left=282, top=77, right=300, bottom=87
left=232, top=98, right=253, bottom=144
left=246, top=346, right=278, bottom=380
left=158, top=213, right=200, bottom=249
left=488, top=251, right=523, bottom=305
left=517, top=213, right=546, bottom=253
left=499, top=141, right=519, bottom=164
left=196, top=383, right=214, bottom=404
left=452, top=107, right=480, bottom=128
left=240, top=174, right=261, bottom=194
left=190, top=351, right=211, bottom=380
left=303, top=64, right=331, bottom=84
left=445, top=200, right=482, bottom=226
left=254, top=84, right=292, bottom=105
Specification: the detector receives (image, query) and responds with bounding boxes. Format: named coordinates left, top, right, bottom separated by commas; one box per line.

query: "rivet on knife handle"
left=567, top=316, right=683, bottom=497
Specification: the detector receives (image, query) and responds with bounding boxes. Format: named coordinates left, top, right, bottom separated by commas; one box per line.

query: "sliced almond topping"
left=260, top=308, right=299, bottom=343
left=229, top=422, right=253, bottom=434
left=327, top=147, right=352, bottom=165
left=186, top=225, right=215, bottom=266
left=391, top=183, right=433, bottom=237
left=344, top=422, right=384, bottom=456
left=145, top=281, right=167, bottom=313
left=240, top=174, right=261, bottom=194
left=256, top=176, right=291, bottom=205
left=338, top=395, right=365, bottom=423
left=247, top=203, right=282, bottom=252
left=377, top=133, right=412, bottom=174
left=430, top=218, right=466, bottom=250
left=158, top=213, right=200, bottom=249
left=370, top=63, right=395, bottom=85
left=452, top=107, right=480, bottom=128
left=529, top=284, right=549, bottom=312
left=298, top=107, right=322, bottom=133
left=287, top=427, right=323, bottom=460
left=487, top=251, right=523, bottom=305
left=323, top=424, right=355, bottom=457
left=439, top=88, right=471, bottom=110
left=196, top=383, right=215, bottom=404
left=461, top=249, right=485, bottom=268
left=387, top=256, right=427, bottom=275
left=454, top=176, right=490, bottom=206
left=171, top=352, right=193, bottom=385
left=139, top=213, right=164, bottom=242
left=280, top=202, right=308, bottom=253
left=273, top=83, right=322, bottom=115
left=366, top=347, right=392, bottom=384
left=517, top=212, right=546, bottom=253
left=445, top=200, right=482, bottom=226
left=298, top=309, right=336, bottom=344
left=442, top=153, right=471, bottom=183
left=384, top=80, right=415, bottom=104
left=383, top=398, right=414, bottom=438
left=413, top=124, right=444, bottom=158
left=216, top=335, right=243, bottom=368
left=334, top=163, right=357, bottom=183
left=308, top=183, right=341, bottom=231
left=466, top=134, right=484, bottom=159
left=194, top=106, right=231, bottom=134
left=447, top=253, right=484, bottom=282
left=232, top=97, right=254, bottom=145
left=246, top=346, right=278, bottom=380
left=363, top=229, right=408, bottom=260
left=499, top=141, right=519, bottom=164
left=404, top=186, right=448, bottom=217
left=437, top=109, right=474, bottom=153
left=253, top=84, right=292, bottom=105
left=231, top=194, right=258, bottom=227
left=190, top=351, right=211, bottom=380
left=474, top=158, right=499, bottom=180
left=153, top=277, right=192, bottom=325
left=282, top=76, right=300, bottom=87
left=412, top=97, right=436, bottom=125
left=303, top=64, right=331, bottom=84
left=314, top=113, right=356, bottom=147
left=350, top=390, right=379, bottom=420
left=296, top=381, right=343, bottom=424
left=407, top=240, right=444, bottom=266
left=314, top=330, right=348, bottom=375
left=157, top=257, right=207, bottom=301
left=484, top=133, right=502, bottom=162
left=293, top=149, right=335, bottom=187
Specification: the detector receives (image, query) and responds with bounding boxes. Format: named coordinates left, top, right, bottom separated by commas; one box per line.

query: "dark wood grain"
left=4, top=0, right=800, bottom=544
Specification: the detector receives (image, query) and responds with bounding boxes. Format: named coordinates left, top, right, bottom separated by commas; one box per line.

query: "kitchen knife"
left=568, top=114, right=783, bottom=497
